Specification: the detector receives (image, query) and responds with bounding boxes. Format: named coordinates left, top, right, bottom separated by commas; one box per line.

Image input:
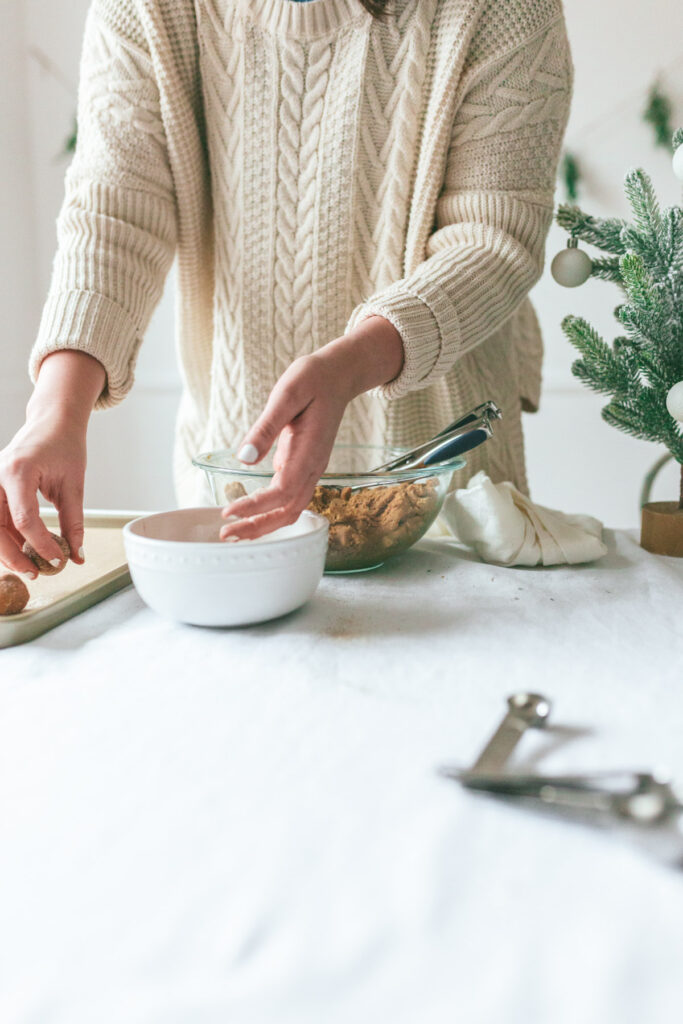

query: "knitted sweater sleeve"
left=28, top=0, right=177, bottom=409
left=345, top=12, right=573, bottom=401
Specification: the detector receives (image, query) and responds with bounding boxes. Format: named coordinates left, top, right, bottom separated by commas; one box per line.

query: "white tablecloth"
left=1, top=529, right=682, bottom=1023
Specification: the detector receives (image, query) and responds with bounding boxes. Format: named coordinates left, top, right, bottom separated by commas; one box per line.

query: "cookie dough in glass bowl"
left=193, top=444, right=465, bottom=573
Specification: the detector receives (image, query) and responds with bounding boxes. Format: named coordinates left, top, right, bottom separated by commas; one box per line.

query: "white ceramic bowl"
left=123, top=507, right=329, bottom=627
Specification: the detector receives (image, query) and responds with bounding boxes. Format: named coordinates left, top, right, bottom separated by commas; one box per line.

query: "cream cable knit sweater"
left=30, top=0, right=573, bottom=505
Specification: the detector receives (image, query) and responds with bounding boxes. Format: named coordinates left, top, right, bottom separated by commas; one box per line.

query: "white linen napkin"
left=438, top=471, right=608, bottom=566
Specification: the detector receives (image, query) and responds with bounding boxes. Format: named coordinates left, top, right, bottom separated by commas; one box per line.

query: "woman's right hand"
left=0, top=350, right=106, bottom=578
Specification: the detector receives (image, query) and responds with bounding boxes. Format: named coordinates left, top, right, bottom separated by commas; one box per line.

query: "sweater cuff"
left=29, top=290, right=141, bottom=410
left=345, top=279, right=462, bottom=400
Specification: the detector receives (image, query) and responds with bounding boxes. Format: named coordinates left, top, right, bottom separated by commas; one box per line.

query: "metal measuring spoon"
left=441, top=693, right=552, bottom=782
left=442, top=697, right=683, bottom=850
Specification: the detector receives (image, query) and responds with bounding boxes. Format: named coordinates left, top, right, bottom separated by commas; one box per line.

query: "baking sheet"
left=0, top=510, right=145, bottom=649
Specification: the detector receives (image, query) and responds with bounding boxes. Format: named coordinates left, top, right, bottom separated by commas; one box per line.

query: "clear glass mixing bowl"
left=192, top=445, right=465, bottom=573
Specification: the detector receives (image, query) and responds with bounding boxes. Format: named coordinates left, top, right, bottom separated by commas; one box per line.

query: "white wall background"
left=1, top=0, right=180, bottom=513
left=1, top=0, right=682, bottom=523
left=526, top=0, right=683, bottom=526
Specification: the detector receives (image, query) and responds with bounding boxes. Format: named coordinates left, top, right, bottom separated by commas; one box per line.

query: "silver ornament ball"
left=551, top=240, right=592, bottom=287
left=673, top=143, right=683, bottom=183
left=666, top=381, right=683, bottom=423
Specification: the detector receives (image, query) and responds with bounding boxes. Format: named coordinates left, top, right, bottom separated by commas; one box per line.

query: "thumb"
left=237, top=377, right=308, bottom=465
left=58, top=485, right=85, bottom=564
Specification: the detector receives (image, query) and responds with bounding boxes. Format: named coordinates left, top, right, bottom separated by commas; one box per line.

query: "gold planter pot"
left=640, top=502, right=683, bottom=558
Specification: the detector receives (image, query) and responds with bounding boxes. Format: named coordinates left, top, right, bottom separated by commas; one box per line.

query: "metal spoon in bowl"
left=369, top=400, right=502, bottom=474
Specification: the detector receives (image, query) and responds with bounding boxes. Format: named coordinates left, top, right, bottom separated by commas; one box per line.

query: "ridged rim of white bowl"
left=123, top=541, right=328, bottom=572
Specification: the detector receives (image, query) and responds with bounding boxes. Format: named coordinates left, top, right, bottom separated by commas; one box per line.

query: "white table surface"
left=2, top=529, right=683, bottom=1023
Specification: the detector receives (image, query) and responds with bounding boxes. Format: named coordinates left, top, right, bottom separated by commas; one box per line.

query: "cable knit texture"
left=30, top=0, right=573, bottom=505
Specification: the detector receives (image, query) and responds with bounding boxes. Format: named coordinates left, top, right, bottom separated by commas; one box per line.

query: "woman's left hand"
left=220, top=316, right=404, bottom=541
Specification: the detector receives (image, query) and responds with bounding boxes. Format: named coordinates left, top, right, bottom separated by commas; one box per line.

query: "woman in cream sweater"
left=0, top=0, right=572, bottom=570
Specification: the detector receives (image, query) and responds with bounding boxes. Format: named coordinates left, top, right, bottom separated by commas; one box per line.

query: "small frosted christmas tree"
left=552, top=128, right=683, bottom=553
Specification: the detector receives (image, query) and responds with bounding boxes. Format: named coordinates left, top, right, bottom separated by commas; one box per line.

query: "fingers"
left=271, top=425, right=294, bottom=474
left=220, top=505, right=303, bottom=542
left=225, top=355, right=344, bottom=540
left=2, top=467, right=65, bottom=565
left=222, top=431, right=294, bottom=521
left=219, top=473, right=316, bottom=541
left=58, top=486, right=85, bottom=564
left=220, top=448, right=322, bottom=541
left=237, top=363, right=312, bottom=465
left=221, top=483, right=287, bottom=523
left=0, top=494, right=39, bottom=578
left=221, top=481, right=314, bottom=527
left=0, top=533, right=37, bottom=577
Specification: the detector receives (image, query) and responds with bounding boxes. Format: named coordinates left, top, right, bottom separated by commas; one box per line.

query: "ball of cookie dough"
left=224, top=480, right=247, bottom=504
left=22, top=533, right=71, bottom=576
left=0, top=573, right=30, bottom=615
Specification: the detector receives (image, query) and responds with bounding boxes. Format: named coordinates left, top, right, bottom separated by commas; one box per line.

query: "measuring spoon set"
left=442, top=693, right=683, bottom=865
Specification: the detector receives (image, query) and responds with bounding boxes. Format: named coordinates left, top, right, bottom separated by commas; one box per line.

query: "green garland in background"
left=558, top=81, right=676, bottom=202
left=643, top=83, right=675, bottom=152
left=63, top=117, right=78, bottom=158
left=561, top=151, right=581, bottom=201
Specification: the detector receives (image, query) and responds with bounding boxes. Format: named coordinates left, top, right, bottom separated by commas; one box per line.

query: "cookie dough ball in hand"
left=0, top=574, right=30, bottom=615
left=22, top=533, right=71, bottom=576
